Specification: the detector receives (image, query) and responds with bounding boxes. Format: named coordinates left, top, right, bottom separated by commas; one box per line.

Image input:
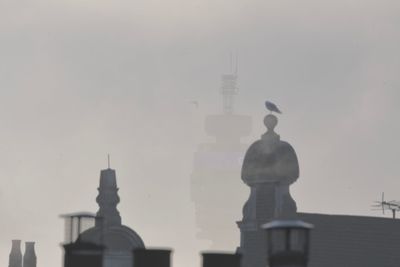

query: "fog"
left=0, top=0, right=399, bottom=267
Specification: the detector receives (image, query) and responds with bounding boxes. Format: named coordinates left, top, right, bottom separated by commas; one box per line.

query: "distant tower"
left=80, top=167, right=145, bottom=267
left=9, top=240, right=22, bottom=267
left=237, top=112, right=299, bottom=267
left=221, top=53, right=238, bottom=115
left=191, top=62, right=252, bottom=249
left=220, top=74, right=237, bottom=114
left=23, top=242, right=37, bottom=267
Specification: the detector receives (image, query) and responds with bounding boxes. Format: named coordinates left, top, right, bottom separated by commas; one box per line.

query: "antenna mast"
left=220, top=54, right=238, bottom=114
left=372, top=192, right=400, bottom=219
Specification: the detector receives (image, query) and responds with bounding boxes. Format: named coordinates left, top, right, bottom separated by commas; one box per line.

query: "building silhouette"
left=79, top=167, right=145, bottom=267
left=63, top=240, right=104, bottom=267
left=238, top=113, right=298, bottom=267
left=133, top=249, right=172, bottom=267
left=238, top=108, right=400, bottom=267
left=191, top=69, right=251, bottom=248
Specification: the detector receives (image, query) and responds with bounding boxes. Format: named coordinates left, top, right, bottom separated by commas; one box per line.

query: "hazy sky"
left=1, top=1, right=400, bottom=267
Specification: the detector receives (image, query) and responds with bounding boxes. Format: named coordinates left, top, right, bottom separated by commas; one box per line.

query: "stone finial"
left=261, top=114, right=280, bottom=146
left=264, top=114, right=278, bottom=131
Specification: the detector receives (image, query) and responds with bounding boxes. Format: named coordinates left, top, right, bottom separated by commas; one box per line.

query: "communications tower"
left=191, top=60, right=252, bottom=249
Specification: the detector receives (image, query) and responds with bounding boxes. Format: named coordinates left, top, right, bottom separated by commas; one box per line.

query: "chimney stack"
left=133, top=249, right=171, bottom=267
left=23, top=242, right=37, bottom=267
left=9, top=240, right=22, bottom=267
left=202, top=253, right=241, bottom=267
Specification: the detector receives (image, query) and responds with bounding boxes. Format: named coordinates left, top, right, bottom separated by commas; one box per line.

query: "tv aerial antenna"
left=371, top=192, right=400, bottom=219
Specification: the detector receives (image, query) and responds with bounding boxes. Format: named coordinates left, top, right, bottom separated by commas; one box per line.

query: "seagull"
left=265, top=101, right=282, bottom=114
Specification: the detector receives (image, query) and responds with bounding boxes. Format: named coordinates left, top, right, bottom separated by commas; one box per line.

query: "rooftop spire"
left=95, top=168, right=121, bottom=227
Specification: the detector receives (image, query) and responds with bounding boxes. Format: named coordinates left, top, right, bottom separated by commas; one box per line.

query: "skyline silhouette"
left=1, top=1, right=400, bottom=267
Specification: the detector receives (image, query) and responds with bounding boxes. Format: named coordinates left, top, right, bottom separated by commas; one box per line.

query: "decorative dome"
left=241, top=114, right=299, bottom=185
left=80, top=225, right=144, bottom=251
left=79, top=168, right=145, bottom=251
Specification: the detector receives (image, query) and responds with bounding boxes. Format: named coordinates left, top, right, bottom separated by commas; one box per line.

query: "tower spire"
left=95, top=168, right=121, bottom=227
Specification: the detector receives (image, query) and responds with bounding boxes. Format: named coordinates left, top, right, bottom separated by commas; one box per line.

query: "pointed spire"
left=95, top=168, right=121, bottom=227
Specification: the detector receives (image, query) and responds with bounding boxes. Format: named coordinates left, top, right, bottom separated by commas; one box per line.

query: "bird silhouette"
left=265, top=101, right=282, bottom=114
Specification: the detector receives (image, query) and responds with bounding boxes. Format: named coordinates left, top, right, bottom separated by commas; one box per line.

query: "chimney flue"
left=202, top=252, right=241, bottom=267
left=23, top=242, right=37, bottom=267
left=9, top=240, right=22, bottom=267
left=133, top=249, right=172, bottom=267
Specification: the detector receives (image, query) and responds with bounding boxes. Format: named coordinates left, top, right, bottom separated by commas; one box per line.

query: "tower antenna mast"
left=220, top=53, right=238, bottom=114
